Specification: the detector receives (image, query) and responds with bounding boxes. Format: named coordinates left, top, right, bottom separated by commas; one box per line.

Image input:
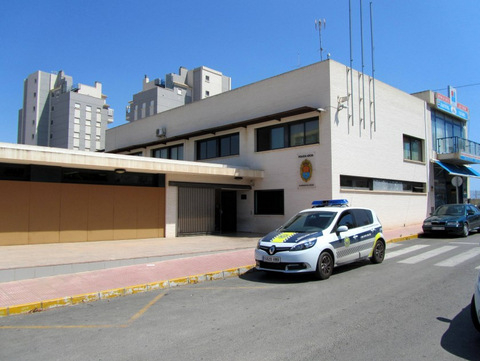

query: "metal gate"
left=177, top=187, right=215, bottom=235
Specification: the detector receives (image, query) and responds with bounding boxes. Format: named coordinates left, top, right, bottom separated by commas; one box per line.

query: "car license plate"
left=263, top=255, right=281, bottom=263
left=432, top=226, right=445, bottom=230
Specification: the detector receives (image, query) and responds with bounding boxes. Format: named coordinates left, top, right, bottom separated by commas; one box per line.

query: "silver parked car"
left=471, top=271, right=480, bottom=332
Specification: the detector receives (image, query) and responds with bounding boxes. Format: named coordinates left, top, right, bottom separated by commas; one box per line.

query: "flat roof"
left=0, top=143, right=264, bottom=179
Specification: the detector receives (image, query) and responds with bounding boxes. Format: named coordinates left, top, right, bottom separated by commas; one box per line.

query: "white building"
left=18, top=70, right=114, bottom=151
left=107, top=59, right=480, bottom=236
left=126, top=66, right=231, bottom=122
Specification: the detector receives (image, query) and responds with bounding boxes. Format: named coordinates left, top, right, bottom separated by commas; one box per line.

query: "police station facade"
left=1, top=59, right=478, bottom=245
left=105, top=59, right=478, bottom=238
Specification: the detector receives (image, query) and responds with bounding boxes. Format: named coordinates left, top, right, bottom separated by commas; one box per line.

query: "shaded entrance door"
left=220, top=190, right=237, bottom=233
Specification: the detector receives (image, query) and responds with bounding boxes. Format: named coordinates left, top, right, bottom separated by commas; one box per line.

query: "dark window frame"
left=403, top=135, right=424, bottom=162
left=340, top=175, right=426, bottom=193
left=196, top=133, right=239, bottom=160
left=152, top=144, right=184, bottom=160
left=256, top=117, right=319, bottom=152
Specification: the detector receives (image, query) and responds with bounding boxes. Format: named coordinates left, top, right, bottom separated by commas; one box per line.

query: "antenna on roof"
left=314, top=18, right=326, bottom=61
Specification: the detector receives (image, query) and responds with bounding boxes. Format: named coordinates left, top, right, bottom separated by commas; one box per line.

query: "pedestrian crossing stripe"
left=386, top=242, right=480, bottom=268
left=398, top=246, right=458, bottom=264
left=434, top=247, right=480, bottom=267
left=385, top=245, right=430, bottom=260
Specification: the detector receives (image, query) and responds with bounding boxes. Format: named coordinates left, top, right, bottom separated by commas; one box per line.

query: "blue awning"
left=434, top=160, right=480, bottom=178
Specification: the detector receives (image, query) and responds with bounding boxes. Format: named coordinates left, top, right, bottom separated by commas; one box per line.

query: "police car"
left=255, top=199, right=386, bottom=280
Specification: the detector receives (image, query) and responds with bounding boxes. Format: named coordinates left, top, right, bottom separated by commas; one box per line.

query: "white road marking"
left=385, top=245, right=430, bottom=260
left=435, top=247, right=480, bottom=267
left=398, top=246, right=457, bottom=264
left=386, top=243, right=402, bottom=250
left=450, top=242, right=479, bottom=245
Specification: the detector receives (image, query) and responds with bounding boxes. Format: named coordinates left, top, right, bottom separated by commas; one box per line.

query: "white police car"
left=471, top=271, right=480, bottom=332
left=255, top=199, right=386, bottom=280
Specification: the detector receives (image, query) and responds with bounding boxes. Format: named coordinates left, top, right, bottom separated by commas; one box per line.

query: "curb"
left=0, top=233, right=421, bottom=317
left=387, top=234, right=421, bottom=244
left=0, top=265, right=255, bottom=317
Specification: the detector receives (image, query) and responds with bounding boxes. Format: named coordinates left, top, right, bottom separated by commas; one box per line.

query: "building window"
left=340, top=175, right=425, bottom=193
left=205, top=75, right=210, bottom=82
left=254, top=190, right=284, bottom=215
left=152, top=144, right=184, bottom=160
left=205, top=91, right=210, bottom=97
left=196, top=133, right=239, bottom=160
left=403, top=135, right=423, bottom=162
left=257, top=117, right=319, bottom=152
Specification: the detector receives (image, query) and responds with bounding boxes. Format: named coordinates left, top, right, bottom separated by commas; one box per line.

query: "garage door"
left=177, top=187, right=215, bottom=235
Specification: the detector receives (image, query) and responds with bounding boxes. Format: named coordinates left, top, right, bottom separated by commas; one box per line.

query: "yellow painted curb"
left=71, top=292, right=100, bottom=305
left=42, top=297, right=71, bottom=310
left=8, top=302, right=42, bottom=316
left=100, top=288, right=125, bottom=299
left=387, top=234, right=420, bottom=244
left=147, top=280, right=169, bottom=290
left=168, top=277, right=189, bottom=287
left=125, top=284, right=149, bottom=295
left=0, top=264, right=254, bottom=317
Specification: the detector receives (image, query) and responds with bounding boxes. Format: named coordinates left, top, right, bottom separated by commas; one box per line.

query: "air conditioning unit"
left=156, top=127, right=166, bottom=137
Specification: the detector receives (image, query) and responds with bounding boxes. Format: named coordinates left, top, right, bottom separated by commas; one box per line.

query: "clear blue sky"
left=1, top=0, right=479, bottom=186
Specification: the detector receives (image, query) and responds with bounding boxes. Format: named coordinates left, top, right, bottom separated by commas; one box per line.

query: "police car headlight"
left=256, top=240, right=262, bottom=249
left=423, top=221, right=431, bottom=226
left=290, top=239, right=316, bottom=251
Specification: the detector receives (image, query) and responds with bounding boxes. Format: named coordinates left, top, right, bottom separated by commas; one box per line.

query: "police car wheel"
left=370, top=240, right=385, bottom=264
left=316, top=251, right=333, bottom=280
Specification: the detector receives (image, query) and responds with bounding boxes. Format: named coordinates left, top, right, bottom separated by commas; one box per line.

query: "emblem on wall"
left=300, top=159, right=313, bottom=183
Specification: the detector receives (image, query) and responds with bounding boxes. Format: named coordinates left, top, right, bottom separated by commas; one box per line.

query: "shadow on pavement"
left=240, top=260, right=372, bottom=284
left=438, top=304, right=480, bottom=360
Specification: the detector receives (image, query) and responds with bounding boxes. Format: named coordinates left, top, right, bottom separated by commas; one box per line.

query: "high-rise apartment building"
left=18, top=70, right=114, bottom=151
left=126, top=66, right=231, bottom=122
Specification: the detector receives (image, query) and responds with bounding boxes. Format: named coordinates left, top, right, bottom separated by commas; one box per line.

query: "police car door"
left=332, top=210, right=360, bottom=264
left=354, top=209, right=378, bottom=259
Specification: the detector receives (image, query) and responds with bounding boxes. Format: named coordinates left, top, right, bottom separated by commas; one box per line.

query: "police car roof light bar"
left=312, top=199, right=349, bottom=208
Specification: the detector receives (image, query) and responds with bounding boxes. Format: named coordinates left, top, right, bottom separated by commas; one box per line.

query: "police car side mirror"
left=336, top=225, right=349, bottom=233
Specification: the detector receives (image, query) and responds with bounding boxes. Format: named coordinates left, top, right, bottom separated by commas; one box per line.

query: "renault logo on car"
left=268, top=245, right=276, bottom=255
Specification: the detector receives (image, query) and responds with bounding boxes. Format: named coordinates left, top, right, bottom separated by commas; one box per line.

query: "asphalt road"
left=1, top=235, right=480, bottom=361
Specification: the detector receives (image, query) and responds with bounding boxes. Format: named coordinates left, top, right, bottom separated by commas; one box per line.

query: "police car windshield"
left=280, top=211, right=336, bottom=233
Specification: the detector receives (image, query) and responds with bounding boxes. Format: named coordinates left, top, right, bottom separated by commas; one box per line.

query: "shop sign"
left=435, top=87, right=469, bottom=121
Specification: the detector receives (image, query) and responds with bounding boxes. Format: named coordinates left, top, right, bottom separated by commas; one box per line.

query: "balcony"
left=436, top=137, right=480, bottom=165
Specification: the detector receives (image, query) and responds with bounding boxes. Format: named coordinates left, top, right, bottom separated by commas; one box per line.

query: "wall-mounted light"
left=317, top=108, right=326, bottom=113
left=114, top=168, right=126, bottom=174
left=337, top=96, right=348, bottom=111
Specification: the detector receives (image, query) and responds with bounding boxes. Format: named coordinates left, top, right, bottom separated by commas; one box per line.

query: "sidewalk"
left=0, top=224, right=422, bottom=317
